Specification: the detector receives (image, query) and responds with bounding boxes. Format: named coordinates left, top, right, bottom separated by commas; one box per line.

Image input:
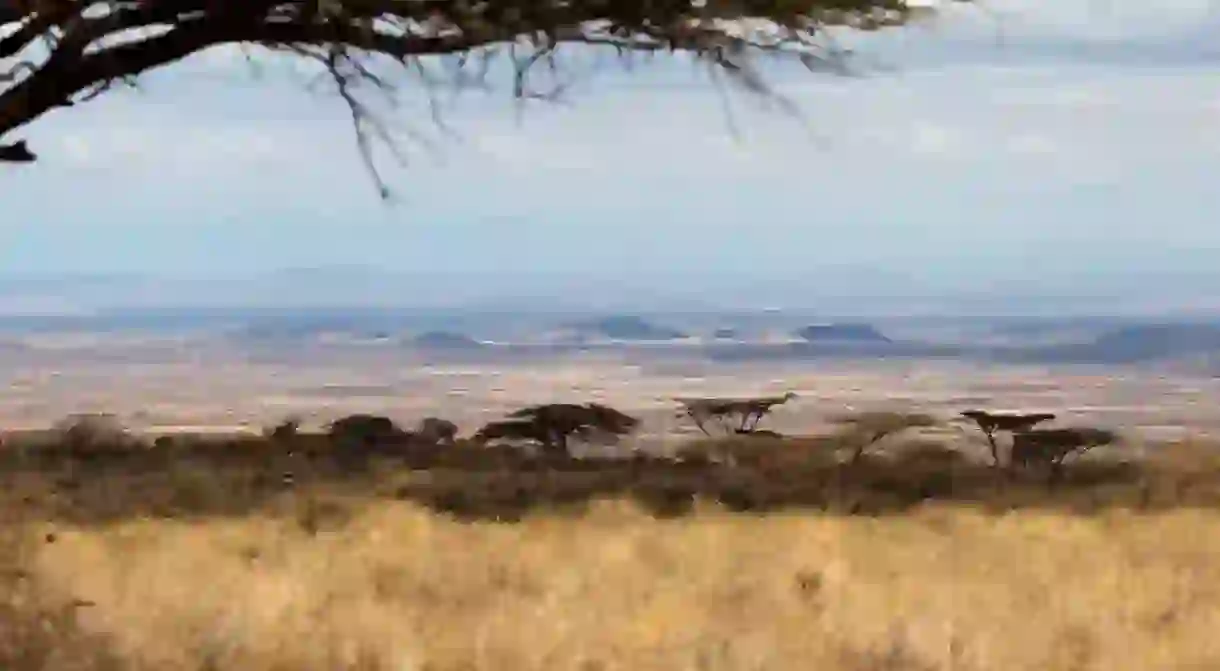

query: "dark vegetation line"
left=4, top=394, right=1215, bottom=526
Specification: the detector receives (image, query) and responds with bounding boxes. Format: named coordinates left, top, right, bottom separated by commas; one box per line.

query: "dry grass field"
left=4, top=427, right=1220, bottom=671
left=11, top=500, right=1220, bottom=671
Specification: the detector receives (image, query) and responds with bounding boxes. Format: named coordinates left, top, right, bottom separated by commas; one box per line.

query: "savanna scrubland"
left=5, top=0, right=1217, bottom=665
left=5, top=394, right=1220, bottom=671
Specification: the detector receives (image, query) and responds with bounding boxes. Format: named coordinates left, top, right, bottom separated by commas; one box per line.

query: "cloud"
left=51, top=126, right=277, bottom=170
left=988, top=84, right=1114, bottom=108
left=907, top=121, right=964, bottom=156
left=14, top=55, right=1208, bottom=208
left=1004, top=133, right=1059, bottom=156
left=971, top=0, right=1220, bottom=39
left=465, top=129, right=604, bottom=171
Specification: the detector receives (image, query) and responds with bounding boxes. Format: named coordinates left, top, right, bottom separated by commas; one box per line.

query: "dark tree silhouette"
left=960, top=410, right=1057, bottom=469
left=0, top=0, right=938, bottom=193
left=415, top=416, right=459, bottom=445
left=265, top=415, right=303, bottom=441
left=828, top=410, right=938, bottom=464
left=1010, top=427, right=1117, bottom=482
left=325, top=413, right=407, bottom=470
left=471, top=418, right=551, bottom=446
left=52, top=412, right=137, bottom=455
left=475, top=402, right=639, bottom=456
left=676, top=392, right=797, bottom=436
left=327, top=413, right=404, bottom=448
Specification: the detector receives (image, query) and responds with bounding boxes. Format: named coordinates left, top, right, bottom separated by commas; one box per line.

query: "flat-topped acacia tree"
left=0, top=0, right=942, bottom=191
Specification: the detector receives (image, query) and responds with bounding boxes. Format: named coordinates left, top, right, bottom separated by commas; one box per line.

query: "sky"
left=4, top=0, right=1220, bottom=312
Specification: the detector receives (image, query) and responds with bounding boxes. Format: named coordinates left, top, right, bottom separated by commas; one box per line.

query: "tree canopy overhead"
left=0, top=0, right=941, bottom=187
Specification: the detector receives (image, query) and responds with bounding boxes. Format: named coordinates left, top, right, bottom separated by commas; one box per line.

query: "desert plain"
left=2, top=337, right=1220, bottom=443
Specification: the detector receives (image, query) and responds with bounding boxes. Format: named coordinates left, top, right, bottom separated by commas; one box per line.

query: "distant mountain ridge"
left=566, top=315, right=688, bottom=341
left=991, top=323, right=1220, bottom=365
left=413, top=331, right=484, bottom=349
left=794, top=323, right=893, bottom=344
left=2, top=305, right=1220, bottom=366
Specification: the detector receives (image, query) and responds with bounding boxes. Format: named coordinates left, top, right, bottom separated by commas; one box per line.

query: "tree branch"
left=0, top=0, right=934, bottom=194
left=0, top=11, right=500, bottom=137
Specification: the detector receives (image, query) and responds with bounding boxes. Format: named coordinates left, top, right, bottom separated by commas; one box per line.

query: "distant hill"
left=712, top=327, right=738, bottom=340
left=571, top=315, right=688, bottom=341
left=239, top=316, right=377, bottom=340
left=986, top=322, right=1220, bottom=364
left=412, top=331, right=484, bottom=349
left=794, top=323, right=893, bottom=344
left=1092, top=324, right=1220, bottom=357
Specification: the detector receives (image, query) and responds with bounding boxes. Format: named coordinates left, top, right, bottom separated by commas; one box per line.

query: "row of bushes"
left=0, top=399, right=1130, bottom=488
left=3, top=403, right=1220, bottom=525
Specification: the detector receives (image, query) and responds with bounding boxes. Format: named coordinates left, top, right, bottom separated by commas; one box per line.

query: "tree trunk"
left=985, top=431, right=1002, bottom=469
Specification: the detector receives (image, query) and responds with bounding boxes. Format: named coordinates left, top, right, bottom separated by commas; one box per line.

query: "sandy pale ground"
left=1, top=339, right=1218, bottom=445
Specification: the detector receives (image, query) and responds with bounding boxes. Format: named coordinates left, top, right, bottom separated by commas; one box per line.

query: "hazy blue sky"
left=4, top=0, right=1220, bottom=310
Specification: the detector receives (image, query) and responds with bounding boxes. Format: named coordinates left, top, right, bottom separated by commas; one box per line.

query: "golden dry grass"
left=4, top=435, right=1220, bottom=670
left=4, top=497, right=1220, bottom=671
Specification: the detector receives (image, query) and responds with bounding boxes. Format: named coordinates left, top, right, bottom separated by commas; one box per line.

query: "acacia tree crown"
left=0, top=0, right=943, bottom=192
